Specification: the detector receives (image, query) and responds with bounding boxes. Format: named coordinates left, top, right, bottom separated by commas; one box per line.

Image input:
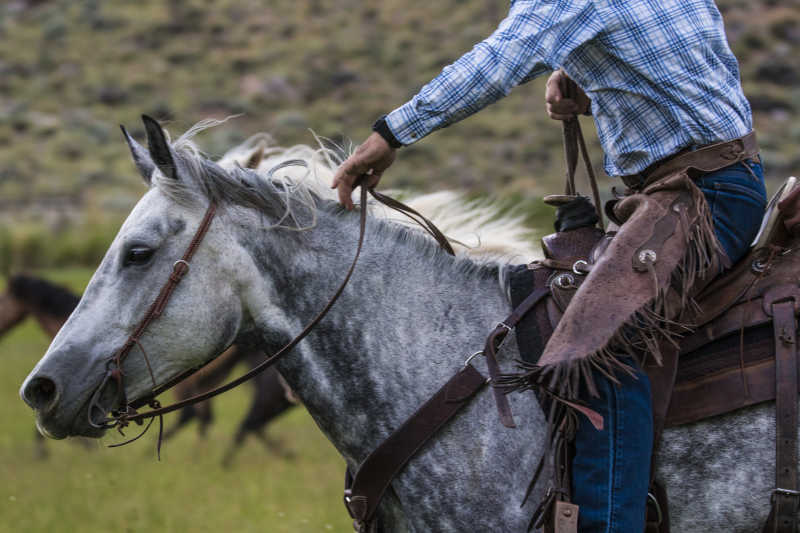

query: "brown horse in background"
left=1, top=274, right=296, bottom=463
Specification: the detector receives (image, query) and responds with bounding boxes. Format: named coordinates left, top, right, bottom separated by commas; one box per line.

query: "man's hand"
left=545, top=70, right=591, bottom=121
left=331, top=132, right=396, bottom=210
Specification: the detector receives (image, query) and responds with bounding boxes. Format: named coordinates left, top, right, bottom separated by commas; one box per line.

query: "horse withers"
left=19, top=116, right=796, bottom=531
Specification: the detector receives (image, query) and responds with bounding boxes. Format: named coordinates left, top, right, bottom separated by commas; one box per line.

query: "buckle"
left=497, top=322, right=512, bottom=334
left=720, top=139, right=744, bottom=160
left=491, top=322, right=513, bottom=353
left=572, top=260, right=589, bottom=275
left=343, top=489, right=356, bottom=518
left=646, top=492, right=663, bottom=526
left=771, top=488, right=800, bottom=505
left=554, top=273, right=577, bottom=289
left=172, top=259, right=190, bottom=275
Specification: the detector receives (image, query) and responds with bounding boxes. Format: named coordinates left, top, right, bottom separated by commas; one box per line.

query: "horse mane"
left=8, top=274, right=80, bottom=319
left=152, top=121, right=541, bottom=264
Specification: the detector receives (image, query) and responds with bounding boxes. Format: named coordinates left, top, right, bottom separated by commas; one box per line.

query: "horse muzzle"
left=21, top=367, right=111, bottom=439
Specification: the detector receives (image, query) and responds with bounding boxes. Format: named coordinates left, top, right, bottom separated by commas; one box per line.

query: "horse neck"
left=239, top=207, right=514, bottom=465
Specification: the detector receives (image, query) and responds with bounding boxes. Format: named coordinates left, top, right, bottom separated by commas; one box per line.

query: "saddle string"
left=737, top=245, right=780, bottom=398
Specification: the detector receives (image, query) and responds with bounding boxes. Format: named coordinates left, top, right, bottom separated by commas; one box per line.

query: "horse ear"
left=141, top=114, right=178, bottom=180
left=120, top=125, right=156, bottom=185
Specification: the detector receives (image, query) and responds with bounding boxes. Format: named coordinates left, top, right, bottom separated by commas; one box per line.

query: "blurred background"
left=0, top=0, right=798, bottom=531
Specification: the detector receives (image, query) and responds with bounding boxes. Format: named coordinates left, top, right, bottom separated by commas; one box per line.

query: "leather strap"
left=368, top=188, right=455, bottom=256
left=343, top=363, right=487, bottom=531
left=342, top=272, right=552, bottom=530
left=124, top=202, right=218, bottom=360
left=484, top=286, right=552, bottom=428
left=765, top=299, right=800, bottom=532
left=552, top=500, right=579, bottom=533
left=560, top=75, right=604, bottom=231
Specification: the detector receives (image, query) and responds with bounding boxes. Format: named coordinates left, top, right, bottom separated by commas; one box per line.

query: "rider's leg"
left=569, top=159, right=766, bottom=532
left=571, top=362, right=653, bottom=533
left=695, top=158, right=767, bottom=269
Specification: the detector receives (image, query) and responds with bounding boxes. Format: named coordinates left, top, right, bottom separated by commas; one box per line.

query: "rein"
left=556, top=75, right=604, bottom=230
left=89, top=180, right=460, bottom=448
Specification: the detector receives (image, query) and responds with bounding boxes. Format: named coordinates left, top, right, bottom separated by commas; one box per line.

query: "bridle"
left=87, top=178, right=461, bottom=452
left=87, top=200, right=219, bottom=446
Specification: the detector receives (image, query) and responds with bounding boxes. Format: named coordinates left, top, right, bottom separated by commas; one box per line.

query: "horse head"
left=19, top=116, right=264, bottom=439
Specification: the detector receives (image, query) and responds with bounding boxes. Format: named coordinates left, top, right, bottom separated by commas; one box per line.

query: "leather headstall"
left=87, top=201, right=219, bottom=442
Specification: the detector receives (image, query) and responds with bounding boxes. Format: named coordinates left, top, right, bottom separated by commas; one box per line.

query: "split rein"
left=87, top=173, right=456, bottom=455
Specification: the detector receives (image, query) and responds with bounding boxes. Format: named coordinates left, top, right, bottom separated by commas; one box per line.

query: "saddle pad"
left=508, top=264, right=553, bottom=366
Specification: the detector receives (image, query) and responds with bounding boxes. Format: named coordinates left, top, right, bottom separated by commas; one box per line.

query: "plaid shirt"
left=385, top=0, right=752, bottom=177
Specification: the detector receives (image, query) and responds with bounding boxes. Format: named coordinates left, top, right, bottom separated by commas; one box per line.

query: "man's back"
left=566, top=0, right=752, bottom=174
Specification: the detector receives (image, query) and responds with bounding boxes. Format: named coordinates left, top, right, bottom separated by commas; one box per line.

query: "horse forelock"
left=150, top=121, right=540, bottom=264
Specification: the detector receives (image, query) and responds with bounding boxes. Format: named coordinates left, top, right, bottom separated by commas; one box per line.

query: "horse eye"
left=124, top=247, right=154, bottom=266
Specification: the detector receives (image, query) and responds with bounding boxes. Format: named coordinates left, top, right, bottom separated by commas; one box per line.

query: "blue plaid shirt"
left=385, top=0, right=753, bottom=177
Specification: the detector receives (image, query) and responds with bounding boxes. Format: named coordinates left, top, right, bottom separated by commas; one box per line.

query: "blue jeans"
left=696, top=159, right=767, bottom=265
left=571, top=159, right=766, bottom=532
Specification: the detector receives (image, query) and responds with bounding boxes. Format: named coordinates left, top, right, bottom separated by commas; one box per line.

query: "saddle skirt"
left=515, top=176, right=800, bottom=428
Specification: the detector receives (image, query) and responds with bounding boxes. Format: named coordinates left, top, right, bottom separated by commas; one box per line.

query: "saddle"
left=523, top=175, right=800, bottom=532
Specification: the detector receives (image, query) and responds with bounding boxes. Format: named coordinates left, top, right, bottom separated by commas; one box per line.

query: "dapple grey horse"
left=20, top=118, right=786, bottom=532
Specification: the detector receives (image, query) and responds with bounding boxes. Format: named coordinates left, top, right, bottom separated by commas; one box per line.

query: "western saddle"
left=534, top=175, right=800, bottom=532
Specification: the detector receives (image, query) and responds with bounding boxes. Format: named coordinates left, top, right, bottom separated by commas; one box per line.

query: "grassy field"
left=0, top=268, right=352, bottom=533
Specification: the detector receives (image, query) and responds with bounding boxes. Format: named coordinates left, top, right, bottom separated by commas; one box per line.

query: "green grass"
left=0, top=269, right=352, bottom=533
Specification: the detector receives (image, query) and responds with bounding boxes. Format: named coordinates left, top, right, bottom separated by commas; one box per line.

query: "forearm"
left=385, top=1, right=562, bottom=145
left=386, top=50, right=550, bottom=144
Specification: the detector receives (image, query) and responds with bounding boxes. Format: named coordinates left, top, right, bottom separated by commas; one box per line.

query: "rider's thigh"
left=695, top=158, right=766, bottom=267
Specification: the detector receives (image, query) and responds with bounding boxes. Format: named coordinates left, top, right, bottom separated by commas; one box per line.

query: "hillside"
left=0, top=0, right=798, bottom=266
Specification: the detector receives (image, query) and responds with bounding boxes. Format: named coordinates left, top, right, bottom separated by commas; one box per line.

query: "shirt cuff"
left=385, top=102, right=436, bottom=146
left=371, top=115, right=403, bottom=148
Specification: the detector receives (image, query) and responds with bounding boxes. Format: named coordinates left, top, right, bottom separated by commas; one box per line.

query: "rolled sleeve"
left=385, top=0, right=601, bottom=145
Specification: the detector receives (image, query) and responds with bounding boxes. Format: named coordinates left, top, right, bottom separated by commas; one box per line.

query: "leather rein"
left=87, top=180, right=457, bottom=448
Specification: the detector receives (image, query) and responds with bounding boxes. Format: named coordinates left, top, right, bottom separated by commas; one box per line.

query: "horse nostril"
left=23, top=376, right=59, bottom=412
